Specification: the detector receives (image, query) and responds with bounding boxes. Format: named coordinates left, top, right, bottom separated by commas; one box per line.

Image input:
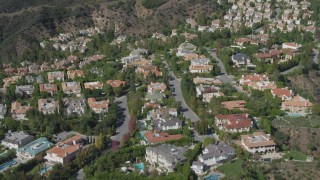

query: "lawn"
left=218, top=159, right=243, bottom=179
left=286, top=150, right=307, bottom=161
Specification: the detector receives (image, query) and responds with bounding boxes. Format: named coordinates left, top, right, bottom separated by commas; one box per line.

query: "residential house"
left=145, top=144, right=187, bottom=173
left=189, top=65, right=213, bottom=74
left=198, top=142, right=235, bottom=166
left=144, top=131, right=184, bottom=145
left=196, top=84, right=220, bottom=97
left=40, top=63, right=51, bottom=72
left=67, top=70, right=84, bottom=80
left=16, top=137, right=52, bottom=160
left=1, top=131, right=34, bottom=149
left=148, top=107, right=178, bottom=120
left=44, top=135, right=84, bottom=165
left=202, top=92, right=225, bottom=103
left=3, top=76, right=21, bottom=88
left=282, top=42, right=302, bottom=51
left=106, top=80, right=126, bottom=88
left=191, top=58, right=210, bottom=65
left=176, top=42, right=198, bottom=60
left=191, top=161, right=205, bottom=176
left=15, top=85, right=34, bottom=97
left=281, top=95, right=313, bottom=116
left=11, top=102, right=33, bottom=120
left=40, top=83, right=58, bottom=96
left=67, top=55, right=79, bottom=64
left=221, top=100, right=247, bottom=111
left=88, top=98, right=109, bottom=114
left=0, top=104, right=6, bottom=119
left=145, top=92, right=165, bottom=102
left=28, top=64, right=40, bottom=74
left=84, top=82, right=103, bottom=90
left=255, top=50, right=282, bottom=63
left=271, top=88, right=294, bottom=101
left=48, top=71, right=65, bottom=83
left=232, top=53, right=251, bottom=66
left=63, top=98, right=86, bottom=117
left=121, top=55, right=143, bottom=64
left=61, top=82, right=81, bottom=95
left=25, top=75, right=43, bottom=84
left=135, top=65, right=162, bottom=79
left=147, top=82, right=167, bottom=93
left=193, top=77, right=222, bottom=85
left=152, top=117, right=182, bottom=131
left=38, top=99, right=59, bottom=115
left=215, top=114, right=252, bottom=133
left=241, top=132, right=276, bottom=154
left=239, top=74, right=276, bottom=91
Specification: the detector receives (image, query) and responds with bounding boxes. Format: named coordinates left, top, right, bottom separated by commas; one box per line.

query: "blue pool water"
left=0, top=159, right=16, bottom=171
left=204, top=174, right=219, bottom=180
left=138, top=131, right=145, bottom=139
left=39, top=165, right=53, bottom=175
left=133, top=163, right=144, bottom=172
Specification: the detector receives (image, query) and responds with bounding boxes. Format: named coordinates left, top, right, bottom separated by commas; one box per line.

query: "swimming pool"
left=137, top=131, right=145, bottom=139
left=0, top=159, right=16, bottom=171
left=204, top=174, right=219, bottom=180
left=39, top=165, right=53, bottom=175
left=133, top=163, right=144, bottom=172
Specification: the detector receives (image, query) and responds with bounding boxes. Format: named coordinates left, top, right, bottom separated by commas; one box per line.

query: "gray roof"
left=192, top=161, right=204, bottom=166
left=153, top=117, right=182, bottom=129
left=146, top=144, right=187, bottom=165
left=191, top=58, right=210, bottom=65
left=200, top=142, right=235, bottom=160
left=15, top=85, right=34, bottom=95
left=63, top=98, right=86, bottom=111
left=2, top=131, right=34, bottom=146
left=146, top=92, right=165, bottom=101
left=232, top=53, right=250, bottom=62
left=178, top=42, right=197, bottom=51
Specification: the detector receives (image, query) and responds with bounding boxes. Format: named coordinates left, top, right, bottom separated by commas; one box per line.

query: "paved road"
left=208, top=51, right=244, bottom=92
left=312, top=48, right=319, bottom=64
left=76, top=168, right=85, bottom=180
left=162, top=59, right=200, bottom=122
left=110, top=96, right=130, bottom=142
left=208, top=52, right=233, bottom=84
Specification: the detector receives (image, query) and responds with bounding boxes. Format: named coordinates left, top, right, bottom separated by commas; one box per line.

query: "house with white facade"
left=44, top=135, right=84, bottom=165
left=1, top=131, right=34, bottom=149
left=241, top=132, right=276, bottom=154
left=145, top=144, right=187, bottom=173
left=198, top=142, right=235, bottom=166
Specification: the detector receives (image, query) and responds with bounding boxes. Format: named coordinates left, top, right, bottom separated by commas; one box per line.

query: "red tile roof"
left=144, top=131, right=183, bottom=143
left=215, top=114, right=252, bottom=130
left=106, top=80, right=126, bottom=88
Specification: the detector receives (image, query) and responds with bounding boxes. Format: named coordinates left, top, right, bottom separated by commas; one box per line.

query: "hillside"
left=0, top=0, right=220, bottom=63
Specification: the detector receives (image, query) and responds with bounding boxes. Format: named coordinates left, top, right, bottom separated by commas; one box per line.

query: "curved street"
left=162, top=59, right=200, bottom=122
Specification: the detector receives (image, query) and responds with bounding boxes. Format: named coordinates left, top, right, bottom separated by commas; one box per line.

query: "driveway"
left=162, top=59, right=200, bottom=122
left=110, top=96, right=130, bottom=142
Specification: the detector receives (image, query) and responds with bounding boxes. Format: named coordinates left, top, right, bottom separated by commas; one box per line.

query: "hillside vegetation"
left=0, top=0, right=220, bottom=63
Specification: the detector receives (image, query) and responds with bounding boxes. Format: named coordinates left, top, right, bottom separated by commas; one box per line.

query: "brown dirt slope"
left=288, top=70, right=320, bottom=101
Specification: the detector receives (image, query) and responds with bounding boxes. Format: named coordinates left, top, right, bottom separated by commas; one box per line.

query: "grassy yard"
left=218, top=159, right=243, bottom=179
left=286, top=150, right=307, bottom=161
